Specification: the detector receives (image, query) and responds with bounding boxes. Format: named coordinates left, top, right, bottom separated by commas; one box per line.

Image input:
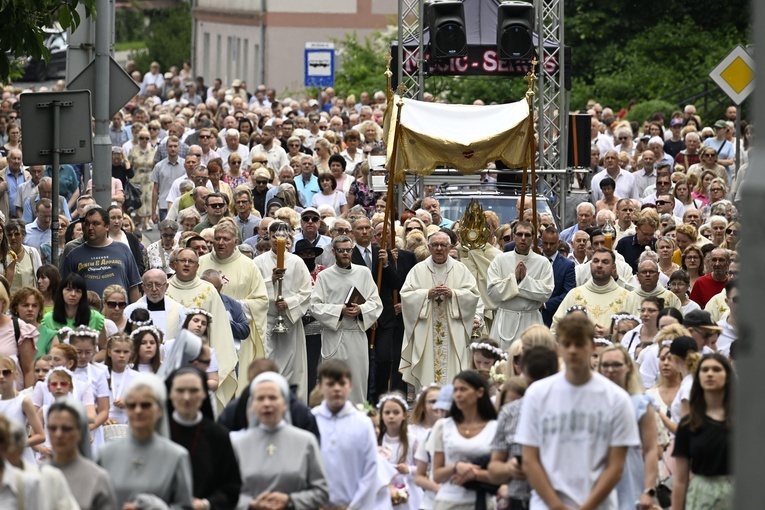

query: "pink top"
left=691, top=191, right=709, bottom=207
left=0, top=318, right=39, bottom=389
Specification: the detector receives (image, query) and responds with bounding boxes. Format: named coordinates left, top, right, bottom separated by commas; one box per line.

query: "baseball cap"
left=669, top=336, right=699, bottom=358
left=670, top=118, right=683, bottom=127
left=232, top=79, right=242, bottom=87
left=714, top=120, right=728, bottom=129
left=300, top=207, right=321, bottom=218
left=433, top=384, right=453, bottom=411
left=683, top=310, right=722, bottom=331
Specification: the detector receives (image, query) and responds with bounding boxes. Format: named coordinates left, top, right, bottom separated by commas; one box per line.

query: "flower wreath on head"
left=611, top=313, right=639, bottom=324
left=69, top=325, right=99, bottom=340
left=594, top=337, right=613, bottom=347
left=129, top=325, right=162, bottom=340
left=127, top=316, right=153, bottom=327
left=469, top=341, right=508, bottom=361
left=57, top=326, right=74, bottom=339
left=414, top=382, right=441, bottom=404
left=566, top=305, right=589, bottom=316
left=45, top=366, right=75, bottom=384
left=185, top=308, right=213, bottom=323
left=376, top=393, right=409, bottom=411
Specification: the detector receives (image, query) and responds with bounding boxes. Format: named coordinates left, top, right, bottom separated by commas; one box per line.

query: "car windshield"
left=435, top=195, right=555, bottom=226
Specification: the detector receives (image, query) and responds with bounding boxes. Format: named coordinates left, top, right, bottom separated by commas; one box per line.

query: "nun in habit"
left=232, top=372, right=329, bottom=510
left=96, top=373, right=193, bottom=509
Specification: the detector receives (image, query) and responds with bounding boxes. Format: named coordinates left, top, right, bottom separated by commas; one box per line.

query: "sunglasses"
left=515, top=232, right=533, bottom=238
left=208, top=203, right=226, bottom=208
left=231, top=161, right=242, bottom=165
left=618, top=137, right=628, bottom=141
left=502, top=235, right=512, bottom=242
left=106, top=301, right=127, bottom=309
left=333, top=228, right=351, bottom=235
left=302, top=216, right=320, bottom=223
left=126, top=401, right=155, bottom=410
left=139, top=137, right=149, bottom=141
left=255, top=180, right=268, bottom=185
left=655, top=200, right=668, bottom=205
left=406, top=227, right=422, bottom=232
left=726, top=229, right=738, bottom=235
left=0, top=369, right=11, bottom=377
left=199, top=135, right=212, bottom=139
left=335, top=248, right=353, bottom=254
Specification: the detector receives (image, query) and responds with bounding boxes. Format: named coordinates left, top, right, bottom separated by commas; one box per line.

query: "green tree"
left=332, top=30, right=394, bottom=98
left=132, top=5, right=191, bottom=72
left=0, top=0, right=96, bottom=81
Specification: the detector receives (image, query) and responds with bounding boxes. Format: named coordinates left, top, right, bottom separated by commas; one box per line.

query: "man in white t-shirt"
left=515, top=314, right=641, bottom=510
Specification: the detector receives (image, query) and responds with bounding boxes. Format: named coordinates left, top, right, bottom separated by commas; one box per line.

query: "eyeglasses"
left=126, top=401, right=154, bottom=410
left=725, top=229, right=738, bottom=235
left=429, top=243, right=450, bottom=249
left=502, top=235, right=512, bottom=242
left=208, top=202, right=226, bottom=208
left=289, top=143, right=300, bottom=147
left=106, top=301, right=127, bottom=309
left=47, top=425, right=74, bottom=433
left=600, top=362, right=624, bottom=370
left=160, top=233, right=176, bottom=239
left=618, top=137, right=628, bottom=141
left=515, top=232, right=533, bottom=238
left=49, top=381, right=70, bottom=388
left=235, top=200, right=250, bottom=205
left=302, top=216, right=320, bottom=223
left=139, top=137, right=149, bottom=141
left=334, top=248, right=353, bottom=253
left=177, top=258, right=198, bottom=265
left=198, top=135, right=212, bottom=139
left=684, top=255, right=699, bottom=261
left=655, top=200, right=668, bottom=205
left=255, top=180, right=268, bottom=185
left=143, top=282, right=165, bottom=290
left=333, top=228, right=351, bottom=235
left=0, top=369, right=11, bottom=377
left=710, top=188, right=724, bottom=192
left=702, top=154, right=717, bottom=158
left=231, top=161, right=242, bottom=165
left=406, top=227, right=423, bottom=232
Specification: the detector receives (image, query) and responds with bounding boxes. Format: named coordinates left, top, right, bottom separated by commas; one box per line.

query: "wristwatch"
left=643, top=488, right=656, bottom=497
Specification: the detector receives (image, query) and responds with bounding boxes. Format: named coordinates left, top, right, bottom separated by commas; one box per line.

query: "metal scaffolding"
left=394, top=0, right=569, bottom=222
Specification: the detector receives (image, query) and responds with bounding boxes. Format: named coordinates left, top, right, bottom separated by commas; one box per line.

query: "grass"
left=114, top=41, right=146, bottom=52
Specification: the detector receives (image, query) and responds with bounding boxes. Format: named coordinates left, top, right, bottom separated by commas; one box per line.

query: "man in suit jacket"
left=373, top=221, right=417, bottom=395
left=351, top=216, right=402, bottom=403
left=540, top=227, right=576, bottom=326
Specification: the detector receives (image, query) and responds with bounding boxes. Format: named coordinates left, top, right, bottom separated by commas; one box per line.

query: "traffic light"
left=427, top=1, right=468, bottom=60
left=497, top=1, right=535, bottom=60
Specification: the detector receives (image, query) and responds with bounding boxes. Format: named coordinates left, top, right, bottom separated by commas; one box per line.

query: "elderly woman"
left=687, top=146, right=726, bottom=182
left=5, top=219, right=42, bottom=296
left=328, top=153, right=354, bottom=196
left=232, top=372, right=329, bottom=510
left=359, top=120, right=383, bottom=146
left=97, top=373, right=193, bottom=509
left=47, top=398, right=118, bottom=510
left=177, top=207, right=202, bottom=233
left=167, top=367, right=241, bottom=510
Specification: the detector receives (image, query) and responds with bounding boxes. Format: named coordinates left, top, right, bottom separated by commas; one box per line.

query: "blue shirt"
left=23, top=195, right=71, bottom=223
left=5, top=169, right=25, bottom=211
left=24, top=219, right=50, bottom=250
left=294, top=174, right=321, bottom=207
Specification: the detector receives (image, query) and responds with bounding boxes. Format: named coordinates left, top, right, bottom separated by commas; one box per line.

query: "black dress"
left=170, top=416, right=242, bottom=510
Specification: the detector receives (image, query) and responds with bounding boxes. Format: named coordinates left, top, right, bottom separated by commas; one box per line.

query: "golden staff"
left=522, top=58, right=539, bottom=252
left=370, top=56, right=405, bottom=350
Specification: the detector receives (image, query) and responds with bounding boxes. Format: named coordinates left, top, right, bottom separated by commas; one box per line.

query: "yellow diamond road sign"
left=710, top=45, right=755, bottom=105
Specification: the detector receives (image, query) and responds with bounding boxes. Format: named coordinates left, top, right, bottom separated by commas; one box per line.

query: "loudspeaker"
left=567, top=114, right=592, bottom=168
left=497, top=1, right=535, bottom=60
left=427, top=1, right=468, bottom=59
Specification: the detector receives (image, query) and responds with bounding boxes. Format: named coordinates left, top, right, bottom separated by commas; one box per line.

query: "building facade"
left=193, top=0, right=396, bottom=94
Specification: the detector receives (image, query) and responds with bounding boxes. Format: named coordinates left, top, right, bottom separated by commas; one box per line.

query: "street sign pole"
left=93, top=0, right=112, bottom=208
left=735, top=105, right=741, bottom=182
left=20, top=91, right=92, bottom=267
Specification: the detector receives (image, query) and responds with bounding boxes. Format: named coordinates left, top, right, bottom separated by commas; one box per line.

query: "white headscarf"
left=125, top=373, right=170, bottom=437
left=247, top=372, right=292, bottom=428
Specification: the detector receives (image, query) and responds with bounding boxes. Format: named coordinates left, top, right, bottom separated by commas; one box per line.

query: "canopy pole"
left=525, top=59, right=539, bottom=252
left=372, top=60, right=405, bottom=351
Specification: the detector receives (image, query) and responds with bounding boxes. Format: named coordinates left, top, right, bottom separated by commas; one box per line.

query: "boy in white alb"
left=312, top=359, right=389, bottom=509
left=516, top=314, right=640, bottom=510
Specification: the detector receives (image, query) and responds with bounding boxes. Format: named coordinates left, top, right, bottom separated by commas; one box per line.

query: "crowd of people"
left=0, top=63, right=744, bottom=509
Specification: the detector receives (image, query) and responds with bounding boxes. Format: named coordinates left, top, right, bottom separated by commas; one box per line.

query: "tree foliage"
left=0, top=0, right=96, bottom=81
left=132, top=5, right=191, bottom=73
left=332, top=31, right=392, bottom=98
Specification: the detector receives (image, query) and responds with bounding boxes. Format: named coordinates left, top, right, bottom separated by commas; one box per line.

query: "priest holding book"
left=310, top=235, right=383, bottom=405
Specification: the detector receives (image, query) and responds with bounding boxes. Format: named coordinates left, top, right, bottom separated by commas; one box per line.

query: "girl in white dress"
left=103, top=334, right=139, bottom=426
left=37, top=367, right=77, bottom=461
left=129, top=326, right=162, bottom=373
left=0, top=355, right=44, bottom=463
left=379, top=392, right=423, bottom=510
left=411, top=384, right=444, bottom=510
left=70, top=326, right=111, bottom=455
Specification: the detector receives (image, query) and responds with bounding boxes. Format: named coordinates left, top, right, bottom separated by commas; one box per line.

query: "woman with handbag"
left=128, top=128, right=157, bottom=230
left=431, top=370, right=498, bottom=510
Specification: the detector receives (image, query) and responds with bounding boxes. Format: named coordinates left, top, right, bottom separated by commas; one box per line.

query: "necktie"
left=364, top=248, right=372, bottom=268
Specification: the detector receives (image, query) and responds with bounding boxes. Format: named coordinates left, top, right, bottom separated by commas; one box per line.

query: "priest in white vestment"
left=198, top=222, right=269, bottom=396
left=166, top=247, right=238, bottom=410
left=551, top=248, right=631, bottom=336
left=124, top=269, right=185, bottom=341
left=254, top=222, right=313, bottom=400
left=487, top=222, right=554, bottom=350
left=310, top=236, right=383, bottom=405
left=400, top=232, right=483, bottom=390
left=623, top=259, right=681, bottom=314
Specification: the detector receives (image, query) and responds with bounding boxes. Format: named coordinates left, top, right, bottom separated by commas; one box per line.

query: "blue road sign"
left=305, top=42, right=335, bottom=88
